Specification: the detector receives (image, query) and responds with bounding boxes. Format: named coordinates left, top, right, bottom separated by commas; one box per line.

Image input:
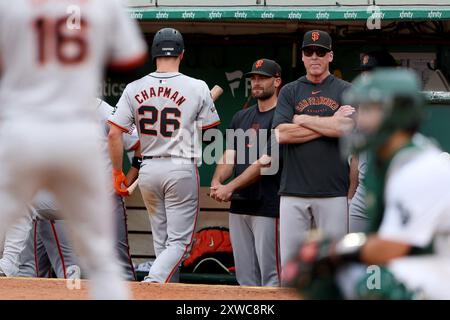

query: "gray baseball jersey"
left=110, top=72, right=220, bottom=283
left=109, top=72, right=220, bottom=161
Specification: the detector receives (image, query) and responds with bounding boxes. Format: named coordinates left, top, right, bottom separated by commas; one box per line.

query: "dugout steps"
left=126, top=186, right=236, bottom=284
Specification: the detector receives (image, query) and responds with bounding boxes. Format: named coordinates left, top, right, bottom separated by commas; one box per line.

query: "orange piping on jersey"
left=109, top=52, right=148, bottom=71
left=202, top=121, right=221, bottom=130
left=107, top=120, right=129, bottom=133
left=128, top=140, right=140, bottom=152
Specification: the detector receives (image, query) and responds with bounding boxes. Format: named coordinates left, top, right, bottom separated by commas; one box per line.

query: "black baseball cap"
left=302, top=30, right=332, bottom=51
left=245, top=58, right=282, bottom=78
left=356, top=50, right=398, bottom=71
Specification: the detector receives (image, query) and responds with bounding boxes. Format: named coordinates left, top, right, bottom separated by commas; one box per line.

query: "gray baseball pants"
left=279, top=196, right=348, bottom=269
left=349, top=186, right=369, bottom=233
left=229, top=213, right=280, bottom=287
left=139, top=158, right=199, bottom=283
left=18, top=220, right=78, bottom=278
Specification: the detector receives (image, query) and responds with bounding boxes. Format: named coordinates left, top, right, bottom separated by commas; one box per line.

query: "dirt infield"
left=0, top=277, right=299, bottom=300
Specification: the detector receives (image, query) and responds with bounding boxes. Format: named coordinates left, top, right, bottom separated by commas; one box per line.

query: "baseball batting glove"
left=112, top=169, right=129, bottom=197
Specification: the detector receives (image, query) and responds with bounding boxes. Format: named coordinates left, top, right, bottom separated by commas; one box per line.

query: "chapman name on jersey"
left=134, top=86, right=187, bottom=107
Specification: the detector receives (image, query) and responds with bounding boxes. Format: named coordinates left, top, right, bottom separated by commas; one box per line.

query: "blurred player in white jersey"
left=0, top=0, right=147, bottom=299
left=108, top=28, right=220, bottom=283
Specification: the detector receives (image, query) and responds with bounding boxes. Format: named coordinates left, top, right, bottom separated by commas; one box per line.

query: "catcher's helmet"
left=341, top=68, right=424, bottom=154
left=151, top=28, right=184, bottom=60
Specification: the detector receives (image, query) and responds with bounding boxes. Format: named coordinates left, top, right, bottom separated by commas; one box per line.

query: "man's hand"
left=113, top=169, right=129, bottom=197
left=211, top=184, right=234, bottom=202
left=209, top=180, right=221, bottom=200
left=334, top=105, right=355, bottom=118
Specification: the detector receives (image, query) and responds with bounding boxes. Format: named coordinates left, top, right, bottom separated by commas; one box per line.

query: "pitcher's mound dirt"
left=0, top=277, right=300, bottom=300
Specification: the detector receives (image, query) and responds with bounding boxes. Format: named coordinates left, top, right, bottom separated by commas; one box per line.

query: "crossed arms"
left=275, top=105, right=355, bottom=144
